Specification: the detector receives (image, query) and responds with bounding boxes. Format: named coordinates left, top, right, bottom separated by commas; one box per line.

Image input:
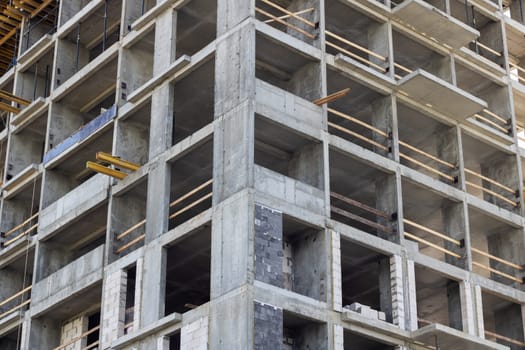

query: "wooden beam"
left=313, top=88, right=351, bottom=106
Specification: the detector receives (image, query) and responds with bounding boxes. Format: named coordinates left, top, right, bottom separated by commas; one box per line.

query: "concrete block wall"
left=60, top=316, right=87, bottom=350
left=180, top=317, right=208, bottom=350
left=100, top=269, right=127, bottom=348
left=1, top=0, right=525, bottom=349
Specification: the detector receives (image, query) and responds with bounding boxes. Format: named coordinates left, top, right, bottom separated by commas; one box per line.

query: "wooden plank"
left=313, top=88, right=351, bottom=106
left=53, top=326, right=101, bottom=350
left=473, top=114, right=509, bottom=134
left=328, top=108, right=389, bottom=137
left=399, top=140, right=456, bottom=169
left=472, top=261, right=523, bottom=284
left=0, top=285, right=31, bottom=308
left=264, top=8, right=314, bottom=24
left=400, top=153, right=456, bottom=182
left=326, top=41, right=387, bottom=72
left=471, top=247, right=523, bottom=271
left=2, top=223, right=38, bottom=246
left=328, top=121, right=389, bottom=151
left=116, top=234, right=145, bottom=254
left=326, top=30, right=387, bottom=61
left=255, top=7, right=316, bottom=39
left=485, top=330, right=525, bottom=347
left=465, top=181, right=518, bottom=207
left=404, top=231, right=462, bottom=258
left=116, top=219, right=146, bottom=241
left=331, top=206, right=392, bottom=233
left=330, top=192, right=390, bottom=219
left=0, top=298, right=31, bottom=319
left=169, top=192, right=213, bottom=220
left=464, top=168, right=515, bottom=195
left=169, top=179, right=213, bottom=208
left=260, top=0, right=316, bottom=28
left=4, top=212, right=39, bottom=237
left=404, top=219, right=462, bottom=246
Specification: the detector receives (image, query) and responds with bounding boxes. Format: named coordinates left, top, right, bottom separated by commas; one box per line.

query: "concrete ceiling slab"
left=505, top=20, right=525, bottom=60
left=392, top=0, right=479, bottom=49
left=412, top=323, right=508, bottom=350
left=397, top=69, right=487, bottom=120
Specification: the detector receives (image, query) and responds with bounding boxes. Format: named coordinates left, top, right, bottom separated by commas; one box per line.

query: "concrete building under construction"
left=0, top=0, right=525, bottom=349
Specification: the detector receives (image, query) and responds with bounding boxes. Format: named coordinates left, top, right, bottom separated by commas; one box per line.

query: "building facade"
left=0, top=0, right=525, bottom=349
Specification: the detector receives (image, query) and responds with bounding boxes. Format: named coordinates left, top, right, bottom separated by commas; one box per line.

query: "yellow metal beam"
left=96, top=152, right=140, bottom=171
left=86, top=161, right=127, bottom=180
left=0, top=101, right=20, bottom=114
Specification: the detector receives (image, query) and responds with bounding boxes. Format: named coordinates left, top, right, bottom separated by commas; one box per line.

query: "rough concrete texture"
left=0, top=0, right=524, bottom=349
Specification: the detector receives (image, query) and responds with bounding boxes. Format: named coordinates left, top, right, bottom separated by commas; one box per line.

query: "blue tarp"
left=43, top=104, right=117, bottom=165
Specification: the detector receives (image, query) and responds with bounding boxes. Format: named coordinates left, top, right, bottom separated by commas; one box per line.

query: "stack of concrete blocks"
left=345, top=302, right=387, bottom=322
left=60, top=316, right=87, bottom=350
left=180, top=317, right=208, bottom=350
left=100, top=270, right=127, bottom=348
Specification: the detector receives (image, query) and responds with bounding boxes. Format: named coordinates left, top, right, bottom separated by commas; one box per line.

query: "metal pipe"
left=464, top=0, right=469, bottom=26
left=44, top=65, right=49, bottom=97
left=142, top=0, right=146, bottom=15
left=75, top=23, right=81, bottom=72
left=520, top=0, right=523, bottom=23
left=102, top=0, right=108, bottom=51
left=33, top=63, right=38, bottom=100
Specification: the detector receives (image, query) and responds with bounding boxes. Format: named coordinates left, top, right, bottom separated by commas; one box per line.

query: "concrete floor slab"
left=393, top=0, right=479, bottom=49
left=397, top=69, right=487, bottom=120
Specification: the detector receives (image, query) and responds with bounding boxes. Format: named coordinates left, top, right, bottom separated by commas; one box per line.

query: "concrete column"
left=368, top=22, right=390, bottom=72
left=138, top=243, right=166, bottom=327
left=428, top=56, right=454, bottom=83
left=333, top=324, right=344, bottom=350
left=331, top=230, right=342, bottom=312
left=144, top=160, right=171, bottom=242
left=213, top=23, right=256, bottom=203
left=379, top=257, right=393, bottom=323
left=287, top=61, right=323, bottom=101
left=26, top=317, right=61, bottom=350
left=376, top=174, right=399, bottom=243
left=100, top=269, right=127, bottom=348
left=447, top=281, right=462, bottom=331
left=495, top=303, right=525, bottom=350
left=254, top=301, right=283, bottom=350
left=142, top=12, right=175, bottom=245
left=216, top=0, right=252, bottom=35
left=210, top=191, right=255, bottom=298
left=254, top=204, right=283, bottom=288
left=487, top=228, right=525, bottom=287
left=481, top=155, right=519, bottom=212
left=404, top=258, right=418, bottom=331
left=148, top=8, right=176, bottom=156
left=293, top=229, right=327, bottom=301
left=286, top=0, right=321, bottom=48
left=442, top=202, right=466, bottom=268
left=436, top=126, right=460, bottom=188
left=390, top=255, right=406, bottom=328
left=473, top=284, right=485, bottom=338
left=209, top=289, right=254, bottom=350
left=459, top=281, right=477, bottom=335
left=288, top=143, right=324, bottom=189
left=371, top=96, right=393, bottom=158
left=296, top=323, right=328, bottom=349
